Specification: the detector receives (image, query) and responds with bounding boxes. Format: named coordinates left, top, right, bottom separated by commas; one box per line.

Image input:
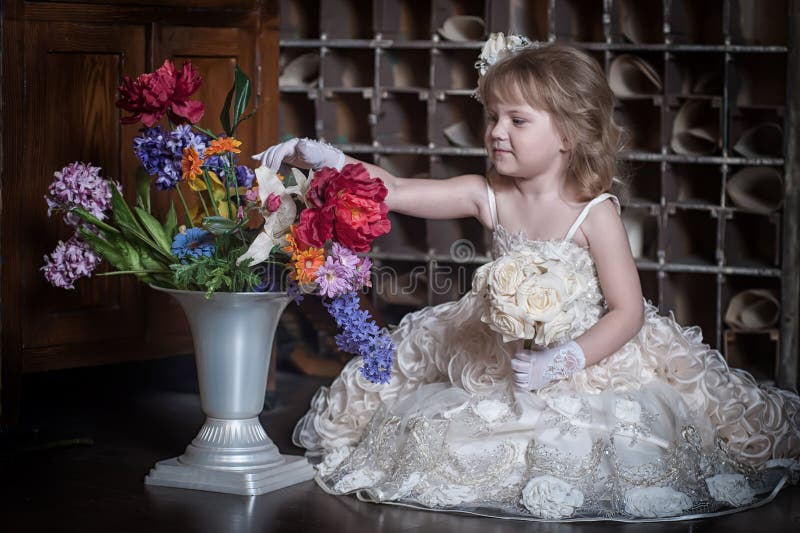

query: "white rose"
left=614, top=399, right=643, bottom=424
left=471, top=263, right=491, bottom=295
left=473, top=399, right=511, bottom=423
left=488, top=255, right=527, bottom=296
left=517, top=271, right=566, bottom=323
left=535, top=307, right=576, bottom=346
left=483, top=307, right=529, bottom=342
left=520, top=475, right=584, bottom=519
left=316, top=445, right=354, bottom=477
left=705, top=474, right=756, bottom=506
left=547, top=262, right=586, bottom=303
left=623, top=486, right=692, bottom=518
left=418, top=485, right=476, bottom=507
left=333, top=468, right=384, bottom=493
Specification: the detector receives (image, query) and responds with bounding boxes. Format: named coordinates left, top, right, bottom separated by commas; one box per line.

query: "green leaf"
left=163, top=200, right=178, bottom=241
left=111, top=184, right=145, bottom=235
left=71, top=208, right=120, bottom=235
left=77, top=227, right=126, bottom=270
left=134, top=206, right=172, bottom=253
left=135, top=166, right=151, bottom=214
left=231, top=66, right=252, bottom=133
left=202, top=215, right=238, bottom=235
left=220, top=85, right=235, bottom=137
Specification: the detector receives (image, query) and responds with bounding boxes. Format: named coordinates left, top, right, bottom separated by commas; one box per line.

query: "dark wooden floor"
left=1, top=355, right=799, bottom=533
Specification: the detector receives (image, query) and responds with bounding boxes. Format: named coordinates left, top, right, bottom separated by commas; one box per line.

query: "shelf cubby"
left=723, top=211, right=781, bottom=269
left=668, top=0, right=724, bottom=45
left=665, top=208, right=719, bottom=265
left=662, top=272, right=719, bottom=348
left=320, top=0, right=374, bottom=39
left=554, top=0, right=604, bottom=43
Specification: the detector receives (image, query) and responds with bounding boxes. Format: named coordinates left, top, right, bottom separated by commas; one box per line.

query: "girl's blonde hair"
left=478, top=44, right=626, bottom=199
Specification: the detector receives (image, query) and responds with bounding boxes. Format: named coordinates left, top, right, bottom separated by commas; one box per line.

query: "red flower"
left=116, top=60, right=204, bottom=127
left=295, top=163, right=391, bottom=252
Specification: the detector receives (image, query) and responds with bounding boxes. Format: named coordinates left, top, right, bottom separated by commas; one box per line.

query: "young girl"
left=257, top=41, right=799, bottom=521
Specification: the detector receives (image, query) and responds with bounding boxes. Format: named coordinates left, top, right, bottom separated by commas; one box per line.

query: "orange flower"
left=292, top=247, right=325, bottom=285
left=181, top=146, right=203, bottom=183
left=283, top=225, right=298, bottom=255
left=205, top=137, right=242, bottom=156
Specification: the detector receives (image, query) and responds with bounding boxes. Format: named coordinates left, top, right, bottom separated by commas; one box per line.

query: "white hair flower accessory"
left=475, top=32, right=532, bottom=76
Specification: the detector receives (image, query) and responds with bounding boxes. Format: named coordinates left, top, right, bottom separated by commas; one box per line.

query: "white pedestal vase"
left=145, top=286, right=315, bottom=495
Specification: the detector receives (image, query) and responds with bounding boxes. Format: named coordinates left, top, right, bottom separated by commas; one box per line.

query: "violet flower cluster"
left=314, top=243, right=372, bottom=298
left=45, top=162, right=118, bottom=227
left=133, top=124, right=209, bottom=190
left=42, top=233, right=102, bottom=290
left=324, top=292, right=395, bottom=384
left=42, top=162, right=118, bottom=289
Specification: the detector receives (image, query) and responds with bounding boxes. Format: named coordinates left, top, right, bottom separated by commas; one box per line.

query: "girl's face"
left=483, top=92, right=567, bottom=179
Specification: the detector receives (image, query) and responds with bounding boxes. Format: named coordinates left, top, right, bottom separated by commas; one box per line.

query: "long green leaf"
left=220, top=85, right=235, bottom=137
left=135, top=166, right=151, bottom=213
left=71, top=208, right=120, bottom=235
left=134, top=206, right=171, bottom=253
left=111, top=185, right=145, bottom=235
left=163, top=200, right=178, bottom=242
left=231, top=66, right=252, bottom=133
left=116, top=219, right=175, bottom=265
left=77, top=228, right=127, bottom=270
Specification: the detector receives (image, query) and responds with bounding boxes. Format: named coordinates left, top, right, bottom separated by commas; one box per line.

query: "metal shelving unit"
left=278, top=0, right=798, bottom=388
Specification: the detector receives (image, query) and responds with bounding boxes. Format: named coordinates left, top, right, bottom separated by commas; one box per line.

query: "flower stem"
left=201, top=170, right=220, bottom=216
left=175, top=186, right=194, bottom=228
left=197, top=189, right=210, bottom=217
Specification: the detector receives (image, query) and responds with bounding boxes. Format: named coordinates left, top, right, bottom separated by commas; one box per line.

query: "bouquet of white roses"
left=471, top=250, right=591, bottom=348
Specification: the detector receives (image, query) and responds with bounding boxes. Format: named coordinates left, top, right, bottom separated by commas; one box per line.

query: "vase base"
left=145, top=454, right=315, bottom=496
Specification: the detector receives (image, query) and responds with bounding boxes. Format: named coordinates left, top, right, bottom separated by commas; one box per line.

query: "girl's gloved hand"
left=252, top=137, right=345, bottom=171
left=510, top=340, right=586, bottom=391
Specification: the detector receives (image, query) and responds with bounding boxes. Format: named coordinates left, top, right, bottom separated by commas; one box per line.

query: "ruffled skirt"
left=292, top=294, right=800, bottom=521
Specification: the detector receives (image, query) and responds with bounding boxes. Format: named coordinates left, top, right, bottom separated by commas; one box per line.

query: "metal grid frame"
left=277, top=0, right=799, bottom=388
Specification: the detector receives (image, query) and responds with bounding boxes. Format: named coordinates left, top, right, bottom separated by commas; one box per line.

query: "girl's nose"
left=490, top=121, right=507, bottom=141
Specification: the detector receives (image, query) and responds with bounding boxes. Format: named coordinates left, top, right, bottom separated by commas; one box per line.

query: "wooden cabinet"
left=1, top=0, right=279, bottom=424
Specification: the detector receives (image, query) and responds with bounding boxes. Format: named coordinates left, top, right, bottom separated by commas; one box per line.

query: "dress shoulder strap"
left=564, top=193, right=621, bottom=241
left=486, top=178, right=499, bottom=230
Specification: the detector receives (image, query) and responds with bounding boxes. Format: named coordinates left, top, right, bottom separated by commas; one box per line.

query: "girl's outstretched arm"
left=573, top=198, right=645, bottom=366
left=343, top=155, right=490, bottom=222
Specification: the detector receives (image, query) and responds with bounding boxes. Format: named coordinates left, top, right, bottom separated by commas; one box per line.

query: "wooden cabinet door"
left=21, top=22, right=148, bottom=351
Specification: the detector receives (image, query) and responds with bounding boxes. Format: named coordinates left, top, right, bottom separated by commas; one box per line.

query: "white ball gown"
left=293, top=187, right=800, bottom=522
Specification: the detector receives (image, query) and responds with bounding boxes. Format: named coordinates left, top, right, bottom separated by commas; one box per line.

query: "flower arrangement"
left=471, top=249, right=592, bottom=348
left=42, top=59, right=395, bottom=384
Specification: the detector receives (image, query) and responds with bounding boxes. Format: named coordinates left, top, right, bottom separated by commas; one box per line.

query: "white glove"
left=252, top=137, right=345, bottom=171
left=511, top=340, right=586, bottom=390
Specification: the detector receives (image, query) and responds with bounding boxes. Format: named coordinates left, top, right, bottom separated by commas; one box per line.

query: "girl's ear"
left=560, top=136, right=571, bottom=152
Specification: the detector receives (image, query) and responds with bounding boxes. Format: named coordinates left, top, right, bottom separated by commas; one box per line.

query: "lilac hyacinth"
left=324, top=292, right=395, bottom=384
left=133, top=125, right=209, bottom=190
left=45, top=162, right=118, bottom=227
left=41, top=232, right=102, bottom=289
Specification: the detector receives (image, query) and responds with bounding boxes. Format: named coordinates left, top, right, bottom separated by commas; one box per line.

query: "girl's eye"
left=512, top=118, right=526, bottom=125
left=487, top=115, right=498, bottom=123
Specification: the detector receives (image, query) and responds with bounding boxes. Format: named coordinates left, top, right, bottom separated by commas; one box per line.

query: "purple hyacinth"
left=234, top=165, right=255, bottom=189
left=324, top=292, right=395, bottom=384
left=45, top=162, right=119, bottom=227
left=41, top=232, right=102, bottom=290
left=133, top=125, right=209, bottom=190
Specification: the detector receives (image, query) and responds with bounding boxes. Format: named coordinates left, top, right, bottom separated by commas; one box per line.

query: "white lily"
left=236, top=165, right=313, bottom=266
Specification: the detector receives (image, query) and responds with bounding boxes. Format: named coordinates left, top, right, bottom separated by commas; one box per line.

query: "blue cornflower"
left=171, top=228, right=216, bottom=262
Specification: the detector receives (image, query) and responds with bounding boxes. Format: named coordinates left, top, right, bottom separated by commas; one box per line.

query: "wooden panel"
left=29, top=0, right=258, bottom=8
left=22, top=22, right=147, bottom=349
